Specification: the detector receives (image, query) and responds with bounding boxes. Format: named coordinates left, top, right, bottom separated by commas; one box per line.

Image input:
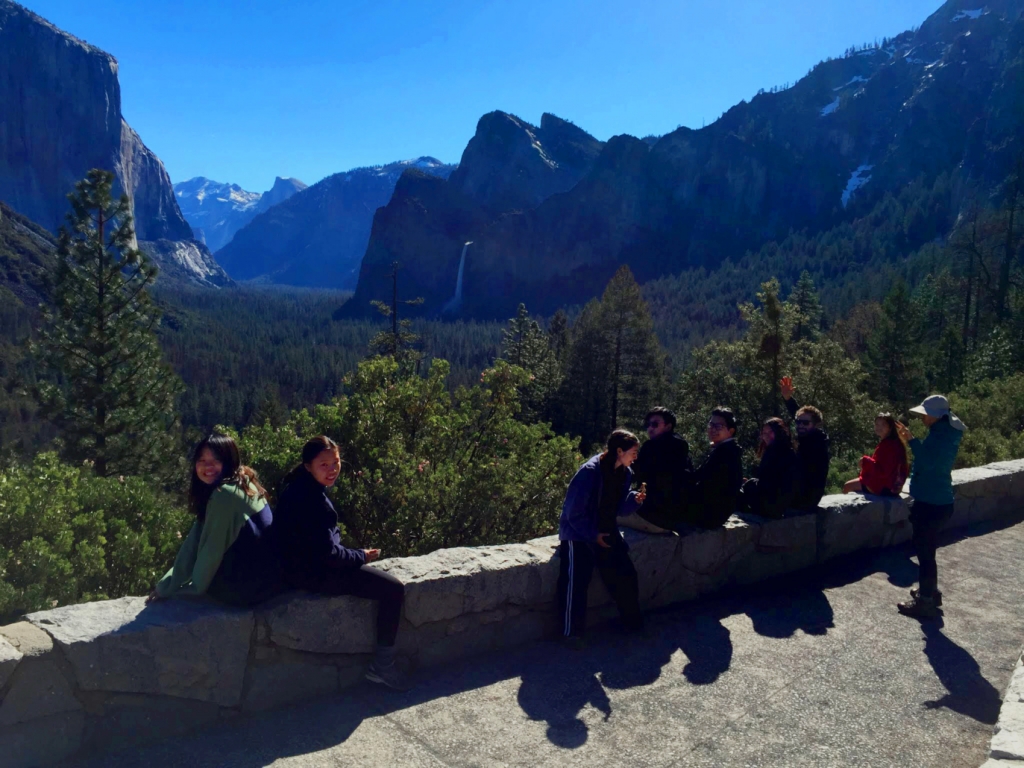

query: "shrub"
left=0, top=453, right=189, bottom=621
left=238, top=357, right=581, bottom=557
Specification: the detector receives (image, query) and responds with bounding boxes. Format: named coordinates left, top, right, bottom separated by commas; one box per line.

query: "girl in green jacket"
left=148, top=434, right=280, bottom=607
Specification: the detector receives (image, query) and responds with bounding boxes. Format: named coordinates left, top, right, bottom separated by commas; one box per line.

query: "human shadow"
left=919, top=620, right=1003, bottom=724
left=741, top=579, right=835, bottom=639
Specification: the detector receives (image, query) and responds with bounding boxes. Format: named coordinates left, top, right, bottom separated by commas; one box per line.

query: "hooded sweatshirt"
left=786, top=397, right=831, bottom=508
left=559, top=454, right=641, bottom=542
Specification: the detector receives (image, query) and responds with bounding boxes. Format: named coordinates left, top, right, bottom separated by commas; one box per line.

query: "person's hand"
left=363, top=548, right=381, bottom=563
left=595, top=533, right=611, bottom=549
left=145, top=590, right=163, bottom=604
left=780, top=376, right=795, bottom=401
left=635, top=484, right=646, bottom=505
left=895, top=421, right=912, bottom=441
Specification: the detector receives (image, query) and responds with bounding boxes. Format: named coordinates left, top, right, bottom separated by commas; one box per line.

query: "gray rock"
left=0, top=658, right=81, bottom=725
left=816, top=495, right=886, bottom=563
left=0, top=635, right=23, bottom=690
left=375, top=545, right=554, bottom=627
left=27, top=596, right=253, bottom=707
left=0, top=710, right=84, bottom=768
left=0, top=621, right=54, bottom=658
left=0, top=1, right=228, bottom=287
left=261, top=592, right=377, bottom=655
left=242, top=661, right=339, bottom=713
left=990, top=698, right=1024, bottom=760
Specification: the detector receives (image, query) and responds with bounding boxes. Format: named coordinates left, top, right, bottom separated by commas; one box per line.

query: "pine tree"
left=368, top=262, right=423, bottom=374
left=865, top=280, right=927, bottom=410
left=35, top=169, right=183, bottom=478
left=547, top=309, right=570, bottom=362
left=740, top=278, right=797, bottom=412
left=557, top=299, right=612, bottom=450
left=789, top=271, right=823, bottom=341
left=599, top=266, right=667, bottom=432
left=500, top=303, right=561, bottom=422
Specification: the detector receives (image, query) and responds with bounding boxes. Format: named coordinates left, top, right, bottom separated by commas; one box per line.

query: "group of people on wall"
left=557, top=377, right=966, bottom=647
left=148, top=377, right=965, bottom=688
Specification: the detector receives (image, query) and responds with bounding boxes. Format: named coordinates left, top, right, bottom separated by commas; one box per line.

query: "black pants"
left=290, top=566, right=405, bottom=646
left=909, top=500, right=954, bottom=599
left=557, top=535, right=641, bottom=638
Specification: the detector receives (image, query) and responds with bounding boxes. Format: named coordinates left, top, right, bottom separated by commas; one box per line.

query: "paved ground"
left=73, top=516, right=1024, bottom=768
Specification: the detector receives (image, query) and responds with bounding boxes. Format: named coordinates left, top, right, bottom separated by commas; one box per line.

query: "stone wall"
left=985, top=645, right=1024, bottom=766
left=2, top=459, right=1023, bottom=766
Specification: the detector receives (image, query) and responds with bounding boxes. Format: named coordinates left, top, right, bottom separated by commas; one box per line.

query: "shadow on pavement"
left=919, top=620, right=1003, bottom=724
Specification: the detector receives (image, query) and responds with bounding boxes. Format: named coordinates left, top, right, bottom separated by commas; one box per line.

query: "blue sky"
left=27, top=0, right=943, bottom=192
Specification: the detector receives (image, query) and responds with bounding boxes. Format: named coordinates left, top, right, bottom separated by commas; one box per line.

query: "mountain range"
left=0, top=0, right=228, bottom=287
left=212, top=157, right=455, bottom=289
left=343, top=0, right=1024, bottom=319
left=173, top=176, right=307, bottom=252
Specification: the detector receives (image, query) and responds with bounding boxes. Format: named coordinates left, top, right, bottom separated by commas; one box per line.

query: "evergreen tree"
left=557, top=300, right=612, bottom=450
left=368, top=262, right=423, bottom=373
left=547, top=309, right=570, bottom=362
left=599, top=266, right=667, bottom=432
left=35, top=169, right=182, bottom=478
left=500, top=303, right=561, bottom=422
left=788, top=271, right=823, bottom=341
left=865, top=280, right=927, bottom=410
left=740, top=278, right=797, bottom=412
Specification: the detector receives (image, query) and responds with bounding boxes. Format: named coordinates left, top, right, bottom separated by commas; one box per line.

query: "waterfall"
left=442, top=241, right=472, bottom=315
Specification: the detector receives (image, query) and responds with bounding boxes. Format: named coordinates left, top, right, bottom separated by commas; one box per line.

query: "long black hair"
left=188, top=434, right=266, bottom=521
left=600, top=429, right=640, bottom=470
left=280, top=436, right=341, bottom=491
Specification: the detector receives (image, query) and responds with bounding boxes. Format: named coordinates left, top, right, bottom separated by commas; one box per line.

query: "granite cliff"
left=347, top=0, right=1024, bottom=319
left=215, top=158, right=454, bottom=289
left=174, top=176, right=307, bottom=252
left=0, top=0, right=228, bottom=286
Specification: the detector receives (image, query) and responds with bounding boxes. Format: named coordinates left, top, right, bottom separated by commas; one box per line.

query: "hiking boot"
left=897, top=595, right=941, bottom=619
left=365, top=660, right=412, bottom=691
left=910, top=588, right=943, bottom=607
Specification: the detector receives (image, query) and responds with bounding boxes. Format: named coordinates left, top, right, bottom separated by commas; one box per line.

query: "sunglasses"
left=796, top=419, right=814, bottom=426
left=707, top=422, right=728, bottom=431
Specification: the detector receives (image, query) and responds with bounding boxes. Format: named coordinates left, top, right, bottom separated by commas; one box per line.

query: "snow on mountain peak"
left=952, top=9, right=984, bottom=22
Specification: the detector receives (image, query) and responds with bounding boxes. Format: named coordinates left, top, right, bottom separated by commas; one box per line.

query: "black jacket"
left=685, top=439, right=744, bottom=528
left=275, top=468, right=366, bottom=587
left=633, top=431, right=693, bottom=527
left=786, top=397, right=831, bottom=509
left=740, top=442, right=797, bottom=519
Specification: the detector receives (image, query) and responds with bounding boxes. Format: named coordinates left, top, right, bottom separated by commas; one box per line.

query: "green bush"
left=950, top=374, right=1024, bottom=468
left=0, top=452, right=189, bottom=622
left=238, top=357, right=581, bottom=557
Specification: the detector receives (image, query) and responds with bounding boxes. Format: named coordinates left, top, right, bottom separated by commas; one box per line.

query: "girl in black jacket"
left=276, top=436, right=408, bottom=690
left=740, top=418, right=797, bottom=519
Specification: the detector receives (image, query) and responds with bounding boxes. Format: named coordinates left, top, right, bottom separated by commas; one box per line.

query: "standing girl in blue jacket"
left=275, top=436, right=408, bottom=689
left=894, top=395, right=966, bottom=619
left=558, top=429, right=647, bottom=645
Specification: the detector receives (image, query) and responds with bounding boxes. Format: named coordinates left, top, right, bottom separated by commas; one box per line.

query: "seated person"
left=276, top=436, right=409, bottom=690
left=843, top=413, right=909, bottom=496
left=681, top=407, right=744, bottom=529
left=149, top=434, right=279, bottom=608
left=620, top=407, right=693, bottom=533
left=740, top=418, right=797, bottom=519
left=780, top=376, right=831, bottom=510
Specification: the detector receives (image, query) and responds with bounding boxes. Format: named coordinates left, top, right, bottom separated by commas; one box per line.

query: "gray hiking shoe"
left=897, top=595, right=941, bottom=619
left=365, top=660, right=412, bottom=691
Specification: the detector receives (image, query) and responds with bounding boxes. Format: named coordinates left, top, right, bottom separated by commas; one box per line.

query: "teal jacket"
left=908, top=417, right=963, bottom=505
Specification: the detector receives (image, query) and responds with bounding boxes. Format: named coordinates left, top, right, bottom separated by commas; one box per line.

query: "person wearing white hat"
left=894, top=395, right=967, bottom=619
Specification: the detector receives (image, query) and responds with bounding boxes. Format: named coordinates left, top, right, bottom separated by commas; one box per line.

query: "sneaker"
left=910, top=588, right=943, bottom=607
left=365, top=661, right=412, bottom=691
left=897, top=595, right=941, bottom=619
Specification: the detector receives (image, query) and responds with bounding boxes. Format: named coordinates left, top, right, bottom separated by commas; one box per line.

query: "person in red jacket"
left=843, top=413, right=909, bottom=496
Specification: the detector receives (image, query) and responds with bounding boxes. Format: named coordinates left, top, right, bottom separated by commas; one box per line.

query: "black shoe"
left=562, top=635, right=586, bottom=651
left=897, top=595, right=941, bottom=619
left=910, top=588, right=942, bottom=607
